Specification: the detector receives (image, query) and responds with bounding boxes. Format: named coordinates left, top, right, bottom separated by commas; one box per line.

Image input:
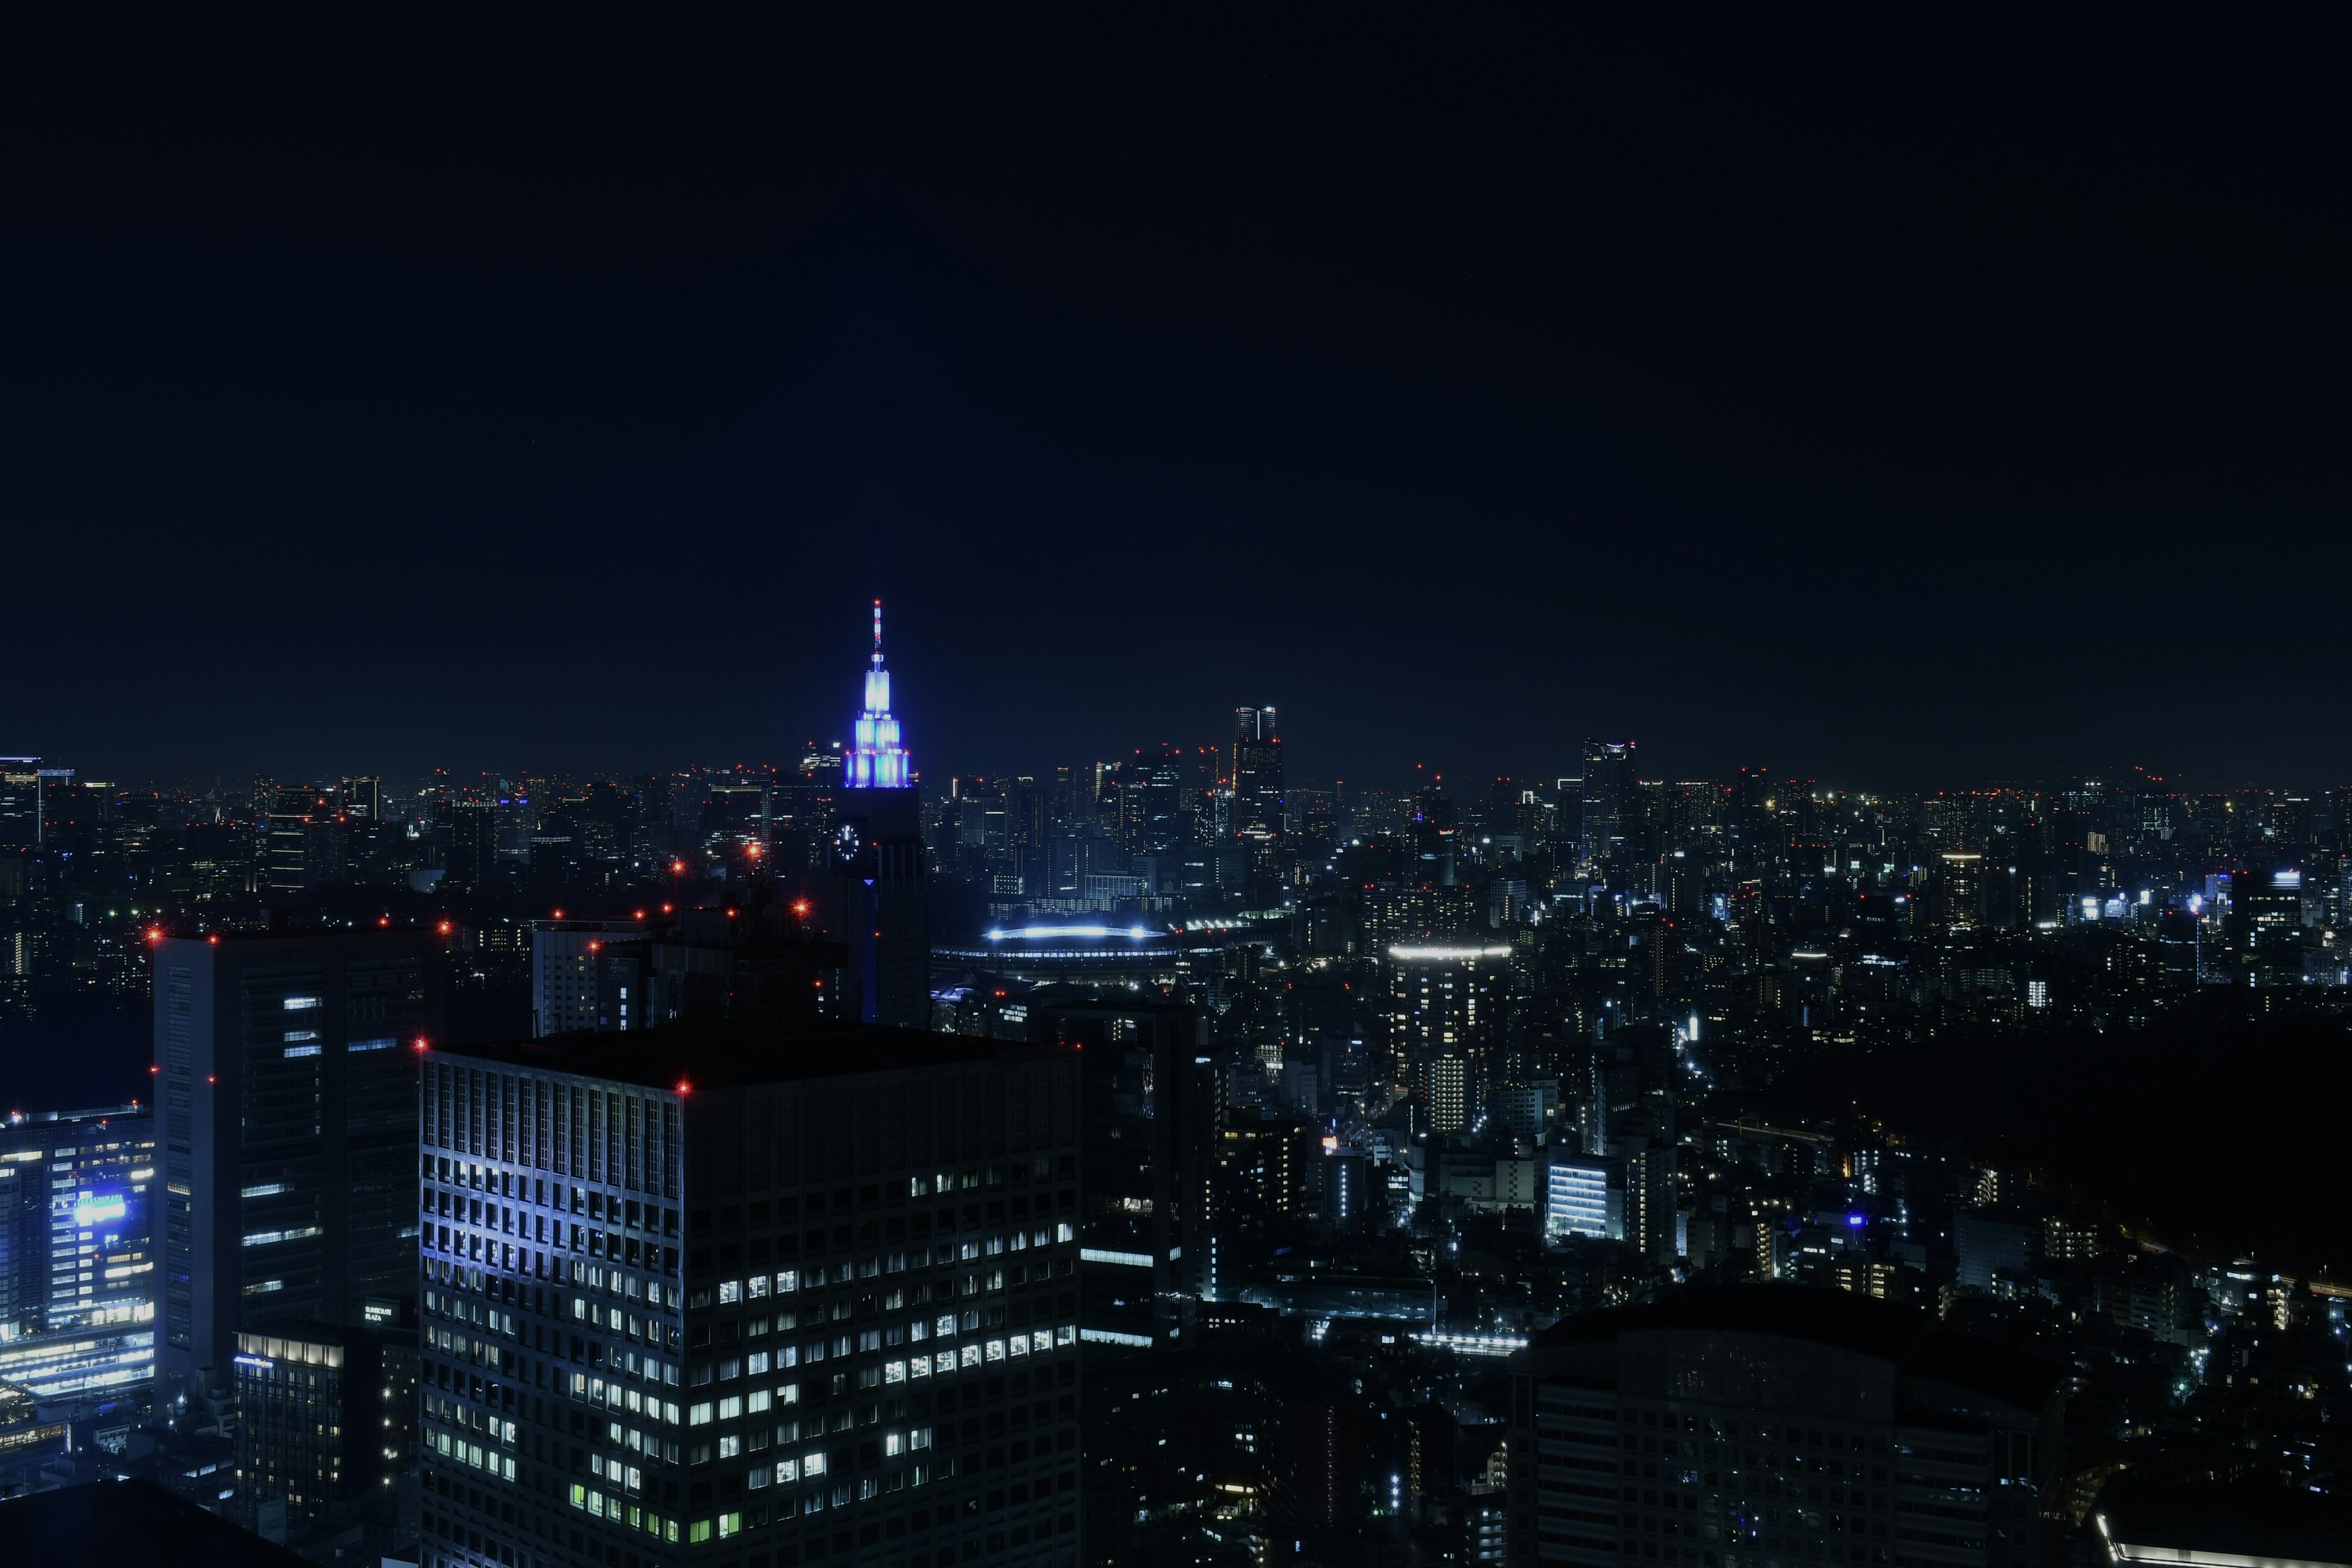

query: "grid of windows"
left=417, top=1041, right=1081, bottom=1568
left=1523, top=1393, right=2024, bottom=1568
left=417, top=1058, right=687, bottom=1568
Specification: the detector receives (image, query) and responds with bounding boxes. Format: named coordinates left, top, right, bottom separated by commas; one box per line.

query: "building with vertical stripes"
left=415, top=1024, right=1082, bottom=1568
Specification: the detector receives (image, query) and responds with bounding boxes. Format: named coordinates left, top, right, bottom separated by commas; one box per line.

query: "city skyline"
left=2, top=7, right=2349, bottom=1562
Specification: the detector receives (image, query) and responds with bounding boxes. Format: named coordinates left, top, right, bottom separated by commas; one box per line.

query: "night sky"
left=3, top=7, right=2344, bottom=794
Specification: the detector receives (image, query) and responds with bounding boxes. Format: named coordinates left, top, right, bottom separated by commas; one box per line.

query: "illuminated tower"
left=848, top=599, right=910, bottom=790
left=829, top=601, right=931, bottom=1029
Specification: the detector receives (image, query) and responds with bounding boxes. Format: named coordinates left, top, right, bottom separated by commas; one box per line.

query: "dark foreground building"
left=416, top=1023, right=1081, bottom=1568
left=1506, top=1286, right=2064, bottom=1568
left=156, top=929, right=443, bottom=1400
left=233, top=1319, right=412, bottom=1536
left=0, top=1476, right=311, bottom=1567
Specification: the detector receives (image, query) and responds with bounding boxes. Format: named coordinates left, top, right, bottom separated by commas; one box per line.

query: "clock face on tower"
left=834, top=821, right=862, bottom=861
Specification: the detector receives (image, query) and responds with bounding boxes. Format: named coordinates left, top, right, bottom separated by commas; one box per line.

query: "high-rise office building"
left=1936, top=852, right=1985, bottom=934
left=834, top=603, right=930, bottom=1030
left=341, top=775, right=385, bottom=821
left=1027, top=993, right=1212, bottom=1348
left=0, top=1106, right=158, bottom=1403
left=234, top=1318, right=411, bottom=1536
left=155, top=930, right=445, bottom=1400
left=266, top=786, right=345, bottom=893
left=1579, top=741, right=1635, bottom=875
left=533, top=919, right=653, bottom=1038
left=1230, top=709, right=1283, bottom=845
left=414, top=1022, right=1081, bottom=1568
left=445, top=799, right=501, bottom=891
left=1729, top=765, right=1775, bottom=875
left=1506, top=1286, right=2061, bottom=1568
left=0, top=758, right=43, bottom=849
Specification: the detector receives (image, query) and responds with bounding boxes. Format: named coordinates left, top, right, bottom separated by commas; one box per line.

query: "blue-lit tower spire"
left=848, top=599, right=910, bottom=789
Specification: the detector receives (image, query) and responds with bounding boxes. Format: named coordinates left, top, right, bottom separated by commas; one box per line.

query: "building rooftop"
left=0, top=1476, right=311, bottom=1567
left=2099, top=1479, right=2352, bottom=1568
left=1534, top=1283, right=1928, bottom=1359
left=431, top=1021, right=1068, bottom=1093
left=1529, top=1283, right=2064, bottom=1413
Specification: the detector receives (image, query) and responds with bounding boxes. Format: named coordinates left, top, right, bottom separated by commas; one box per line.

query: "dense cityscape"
left=5, top=7, right=2347, bottom=1567
left=2, top=606, right=2349, bottom=1566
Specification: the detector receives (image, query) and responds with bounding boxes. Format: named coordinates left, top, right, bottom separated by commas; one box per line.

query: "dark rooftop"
left=1529, top=1283, right=2064, bottom=1414
left=2100, top=1479, right=2352, bottom=1566
left=1904, top=1319, right=2068, bottom=1415
left=432, top=1021, right=1068, bottom=1093
left=1533, top=1283, right=1929, bottom=1362
left=0, top=1477, right=310, bottom=1567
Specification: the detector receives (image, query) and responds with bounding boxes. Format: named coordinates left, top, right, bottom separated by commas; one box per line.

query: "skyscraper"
left=1579, top=740, right=1635, bottom=875
left=155, top=930, right=445, bottom=1400
left=533, top=918, right=653, bottom=1038
left=834, top=602, right=930, bottom=1030
left=1230, top=708, right=1283, bottom=845
left=0, top=758, right=42, bottom=849
left=266, top=785, right=344, bottom=894
left=1027, top=992, right=1212, bottom=1348
left=414, top=1022, right=1081, bottom=1568
left=340, top=775, right=384, bottom=821
left=233, top=1318, right=410, bottom=1537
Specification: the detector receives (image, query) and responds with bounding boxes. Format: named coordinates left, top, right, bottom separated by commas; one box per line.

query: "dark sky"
left=3, top=6, right=2345, bottom=795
